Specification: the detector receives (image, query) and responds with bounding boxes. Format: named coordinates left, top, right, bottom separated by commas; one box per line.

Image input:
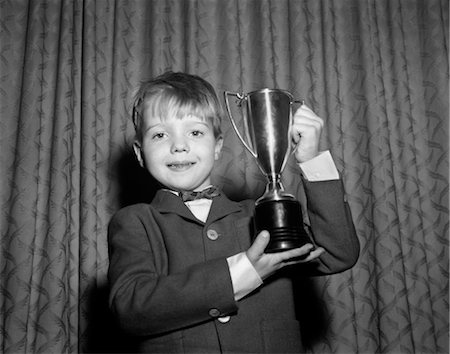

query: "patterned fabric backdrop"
left=1, top=0, right=448, bottom=353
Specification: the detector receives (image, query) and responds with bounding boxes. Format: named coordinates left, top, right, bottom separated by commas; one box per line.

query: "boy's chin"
left=156, top=175, right=213, bottom=192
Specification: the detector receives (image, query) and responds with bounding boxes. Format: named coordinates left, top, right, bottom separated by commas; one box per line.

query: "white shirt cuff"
left=298, top=150, right=340, bottom=181
left=227, top=252, right=263, bottom=301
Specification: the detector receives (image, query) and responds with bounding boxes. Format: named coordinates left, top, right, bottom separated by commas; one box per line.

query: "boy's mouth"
left=167, top=161, right=196, bottom=170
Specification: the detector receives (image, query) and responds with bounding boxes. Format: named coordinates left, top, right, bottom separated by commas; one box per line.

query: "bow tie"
left=180, top=186, right=220, bottom=202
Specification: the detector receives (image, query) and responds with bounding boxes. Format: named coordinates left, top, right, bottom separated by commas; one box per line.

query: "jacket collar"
left=151, top=188, right=242, bottom=224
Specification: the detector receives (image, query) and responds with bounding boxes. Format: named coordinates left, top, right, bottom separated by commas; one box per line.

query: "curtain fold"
left=1, top=0, right=448, bottom=353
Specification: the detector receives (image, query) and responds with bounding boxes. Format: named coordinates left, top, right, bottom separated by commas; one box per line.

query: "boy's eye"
left=190, top=130, right=205, bottom=137
left=151, top=132, right=166, bottom=140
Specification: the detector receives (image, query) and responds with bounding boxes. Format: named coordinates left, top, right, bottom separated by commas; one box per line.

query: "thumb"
left=247, top=230, right=270, bottom=262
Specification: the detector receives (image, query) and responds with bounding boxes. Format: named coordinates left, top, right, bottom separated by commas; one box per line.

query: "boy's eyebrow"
left=142, top=116, right=212, bottom=134
left=190, top=121, right=210, bottom=127
left=188, top=121, right=214, bottom=132
left=143, top=122, right=163, bottom=134
left=146, top=123, right=162, bottom=129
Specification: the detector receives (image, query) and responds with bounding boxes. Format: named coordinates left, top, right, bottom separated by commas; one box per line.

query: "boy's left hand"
left=291, top=105, right=324, bottom=163
left=246, top=230, right=325, bottom=281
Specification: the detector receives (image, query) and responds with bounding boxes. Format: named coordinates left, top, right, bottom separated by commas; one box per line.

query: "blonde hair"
left=132, top=72, right=223, bottom=142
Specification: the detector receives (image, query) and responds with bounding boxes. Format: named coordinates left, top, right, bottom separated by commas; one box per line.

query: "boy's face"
left=134, top=109, right=223, bottom=192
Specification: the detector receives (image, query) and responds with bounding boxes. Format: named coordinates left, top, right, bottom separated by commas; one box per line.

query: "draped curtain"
left=1, top=0, right=448, bottom=353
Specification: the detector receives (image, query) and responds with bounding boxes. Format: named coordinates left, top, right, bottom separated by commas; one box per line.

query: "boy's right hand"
left=246, top=230, right=325, bottom=280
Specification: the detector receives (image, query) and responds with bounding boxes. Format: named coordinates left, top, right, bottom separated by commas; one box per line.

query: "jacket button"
left=209, top=308, right=221, bottom=318
left=218, top=316, right=230, bottom=323
left=206, top=229, right=219, bottom=240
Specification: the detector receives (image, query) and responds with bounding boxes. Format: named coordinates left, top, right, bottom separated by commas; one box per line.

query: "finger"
left=291, top=122, right=322, bottom=145
left=294, top=104, right=317, bottom=117
left=299, top=247, right=325, bottom=263
left=280, top=247, right=325, bottom=266
left=278, top=243, right=315, bottom=262
left=293, top=103, right=323, bottom=119
left=247, top=230, right=270, bottom=261
left=296, top=104, right=320, bottom=118
left=293, top=111, right=324, bottom=129
left=299, top=104, right=314, bottom=112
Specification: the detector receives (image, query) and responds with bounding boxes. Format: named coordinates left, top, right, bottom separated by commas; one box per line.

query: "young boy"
left=108, top=72, right=359, bottom=353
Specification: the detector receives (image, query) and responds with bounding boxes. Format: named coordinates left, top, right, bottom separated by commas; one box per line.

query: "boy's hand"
left=291, top=105, right=324, bottom=163
left=246, top=230, right=325, bottom=280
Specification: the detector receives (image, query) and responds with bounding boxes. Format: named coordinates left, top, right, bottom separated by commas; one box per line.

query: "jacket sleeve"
left=302, top=179, right=360, bottom=275
left=107, top=206, right=238, bottom=336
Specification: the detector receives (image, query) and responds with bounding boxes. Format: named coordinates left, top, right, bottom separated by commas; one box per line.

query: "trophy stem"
left=257, top=174, right=294, bottom=204
left=267, top=174, right=284, bottom=192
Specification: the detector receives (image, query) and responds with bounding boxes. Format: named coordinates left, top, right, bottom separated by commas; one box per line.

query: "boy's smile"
left=167, top=161, right=195, bottom=170
left=134, top=112, right=223, bottom=192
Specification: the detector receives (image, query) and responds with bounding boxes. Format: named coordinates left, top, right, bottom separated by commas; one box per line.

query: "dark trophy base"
left=255, top=199, right=311, bottom=253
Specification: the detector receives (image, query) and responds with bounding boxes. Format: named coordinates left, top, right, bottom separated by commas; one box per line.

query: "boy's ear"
left=214, top=137, right=224, bottom=160
left=133, top=141, right=145, bottom=168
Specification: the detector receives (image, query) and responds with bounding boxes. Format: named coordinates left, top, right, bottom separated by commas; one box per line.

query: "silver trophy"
left=224, top=89, right=311, bottom=253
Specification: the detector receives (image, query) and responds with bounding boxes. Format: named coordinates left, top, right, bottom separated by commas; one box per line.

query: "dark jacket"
left=108, top=179, right=359, bottom=353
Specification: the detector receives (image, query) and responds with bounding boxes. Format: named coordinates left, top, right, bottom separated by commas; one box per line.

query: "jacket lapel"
left=151, top=189, right=201, bottom=223
left=207, top=194, right=242, bottom=223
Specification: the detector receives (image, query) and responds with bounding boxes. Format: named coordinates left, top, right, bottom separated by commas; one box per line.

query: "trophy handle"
left=224, top=91, right=257, bottom=158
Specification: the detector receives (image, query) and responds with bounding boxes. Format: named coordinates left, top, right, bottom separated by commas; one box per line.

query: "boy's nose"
left=170, top=137, right=189, bottom=153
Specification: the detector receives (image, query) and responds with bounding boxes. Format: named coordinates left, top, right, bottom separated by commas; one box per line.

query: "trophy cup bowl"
left=224, top=88, right=311, bottom=253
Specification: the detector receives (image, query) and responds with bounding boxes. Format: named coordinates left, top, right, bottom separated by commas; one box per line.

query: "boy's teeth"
left=169, top=162, right=193, bottom=168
